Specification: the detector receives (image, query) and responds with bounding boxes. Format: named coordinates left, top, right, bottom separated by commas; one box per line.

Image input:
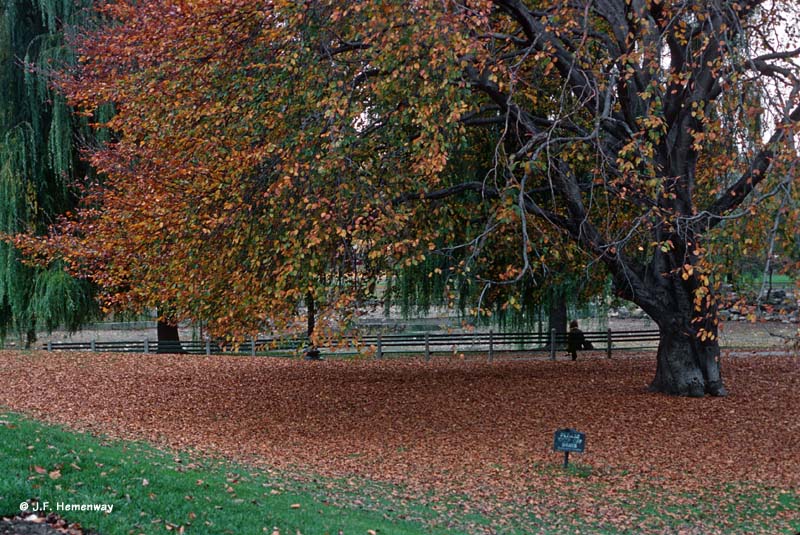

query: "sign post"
left=553, top=428, right=585, bottom=468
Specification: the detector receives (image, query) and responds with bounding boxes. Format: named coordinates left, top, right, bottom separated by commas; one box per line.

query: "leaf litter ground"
left=0, top=350, right=797, bottom=534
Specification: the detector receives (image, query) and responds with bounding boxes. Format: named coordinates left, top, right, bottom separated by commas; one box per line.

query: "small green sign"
left=554, top=428, right=585, bottom=453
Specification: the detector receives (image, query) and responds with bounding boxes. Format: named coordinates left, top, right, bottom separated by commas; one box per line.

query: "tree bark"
left=25, top=327, right=36, bottom=350
left=307, top=290, right=315, bottom=339
left=649, top=328, right=727, bottom=397
left=631, top=270, right=728, bottom=397
left=156, top=317, right=185, bottom=354
left=304, top=291, right=321, bottom=360
left=548, top=288, right=567, bottom=350
left=605, top=244, right=729, bottom=397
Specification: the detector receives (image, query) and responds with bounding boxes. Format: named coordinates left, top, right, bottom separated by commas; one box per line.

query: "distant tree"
left=0, top=0, right=100, bottom=346
left=702, top=81, right=800, bottom=301
left=36, top=1, right=799, bottom=396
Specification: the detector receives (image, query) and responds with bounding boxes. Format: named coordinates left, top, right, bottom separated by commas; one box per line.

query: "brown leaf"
left=1, top=349, right=798, bottom=533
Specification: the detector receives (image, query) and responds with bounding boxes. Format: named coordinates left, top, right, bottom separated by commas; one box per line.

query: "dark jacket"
left=567, top=327, right=593, bottom=352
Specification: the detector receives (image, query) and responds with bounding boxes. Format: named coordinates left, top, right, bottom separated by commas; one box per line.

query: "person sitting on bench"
left=567, top=320, right=593, bottom=360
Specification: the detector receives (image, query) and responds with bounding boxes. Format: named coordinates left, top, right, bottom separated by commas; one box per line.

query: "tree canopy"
left=22, top=0, right=800, bottom=394
left=0, top=0, right=100, bottom=345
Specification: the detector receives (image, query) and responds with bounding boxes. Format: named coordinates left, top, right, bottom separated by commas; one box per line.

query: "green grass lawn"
left=1, top=411, right=797, bottom=535
left=0, top=411, right=452, bottom=535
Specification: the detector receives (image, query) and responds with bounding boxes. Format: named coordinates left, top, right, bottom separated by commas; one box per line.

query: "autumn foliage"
left=15, top=1, right=800, bottom=395
left=41, top=1, right=479, bottom=339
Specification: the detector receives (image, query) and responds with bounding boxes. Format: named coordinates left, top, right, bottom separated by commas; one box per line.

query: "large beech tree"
left=34, top=1, right=799, bottom=395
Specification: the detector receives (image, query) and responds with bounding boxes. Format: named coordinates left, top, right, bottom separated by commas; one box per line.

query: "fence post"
left=424, top=333, right=430, bottom=362
left=144, top=339, right=149, bottom=353
left=377, top=333, right=383, bottom=360
left=205, top=338, right=211, bottom=356
left=251, top=336, right=256, bottom=357
left=606, top=328, right=612, bottom=359
left=46, top=341, right=52, bottom=352
left=549, top=328, right=556, bottom=360
left=488, top=330, right=494, bottom=362
left=90, top=339, right=96, bottom=352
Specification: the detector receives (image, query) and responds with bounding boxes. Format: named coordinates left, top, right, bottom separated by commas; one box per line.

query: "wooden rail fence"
left=41, top=329, right=663, bottom=359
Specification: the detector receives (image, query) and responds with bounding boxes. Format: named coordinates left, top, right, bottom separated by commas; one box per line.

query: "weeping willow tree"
left=385, top=246, right=607, bottom=337
left=0, top=0, right=100, bottom=346
left=383, top=128, right=608, bottom=337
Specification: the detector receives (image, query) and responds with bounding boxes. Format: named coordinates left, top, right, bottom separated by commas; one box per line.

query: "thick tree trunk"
left=307, top=290, right=315, bottom=339
left=649, top=328, right=727, bottom=397
left=25, top=327, right=36, bottom=350
left=304, top=291, right=321, bottom=360
left=156, top=318, right=185, bottom=354
left=547, top=287, right=568, bottom=349
left=612, top=256, right=728, bottom=397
